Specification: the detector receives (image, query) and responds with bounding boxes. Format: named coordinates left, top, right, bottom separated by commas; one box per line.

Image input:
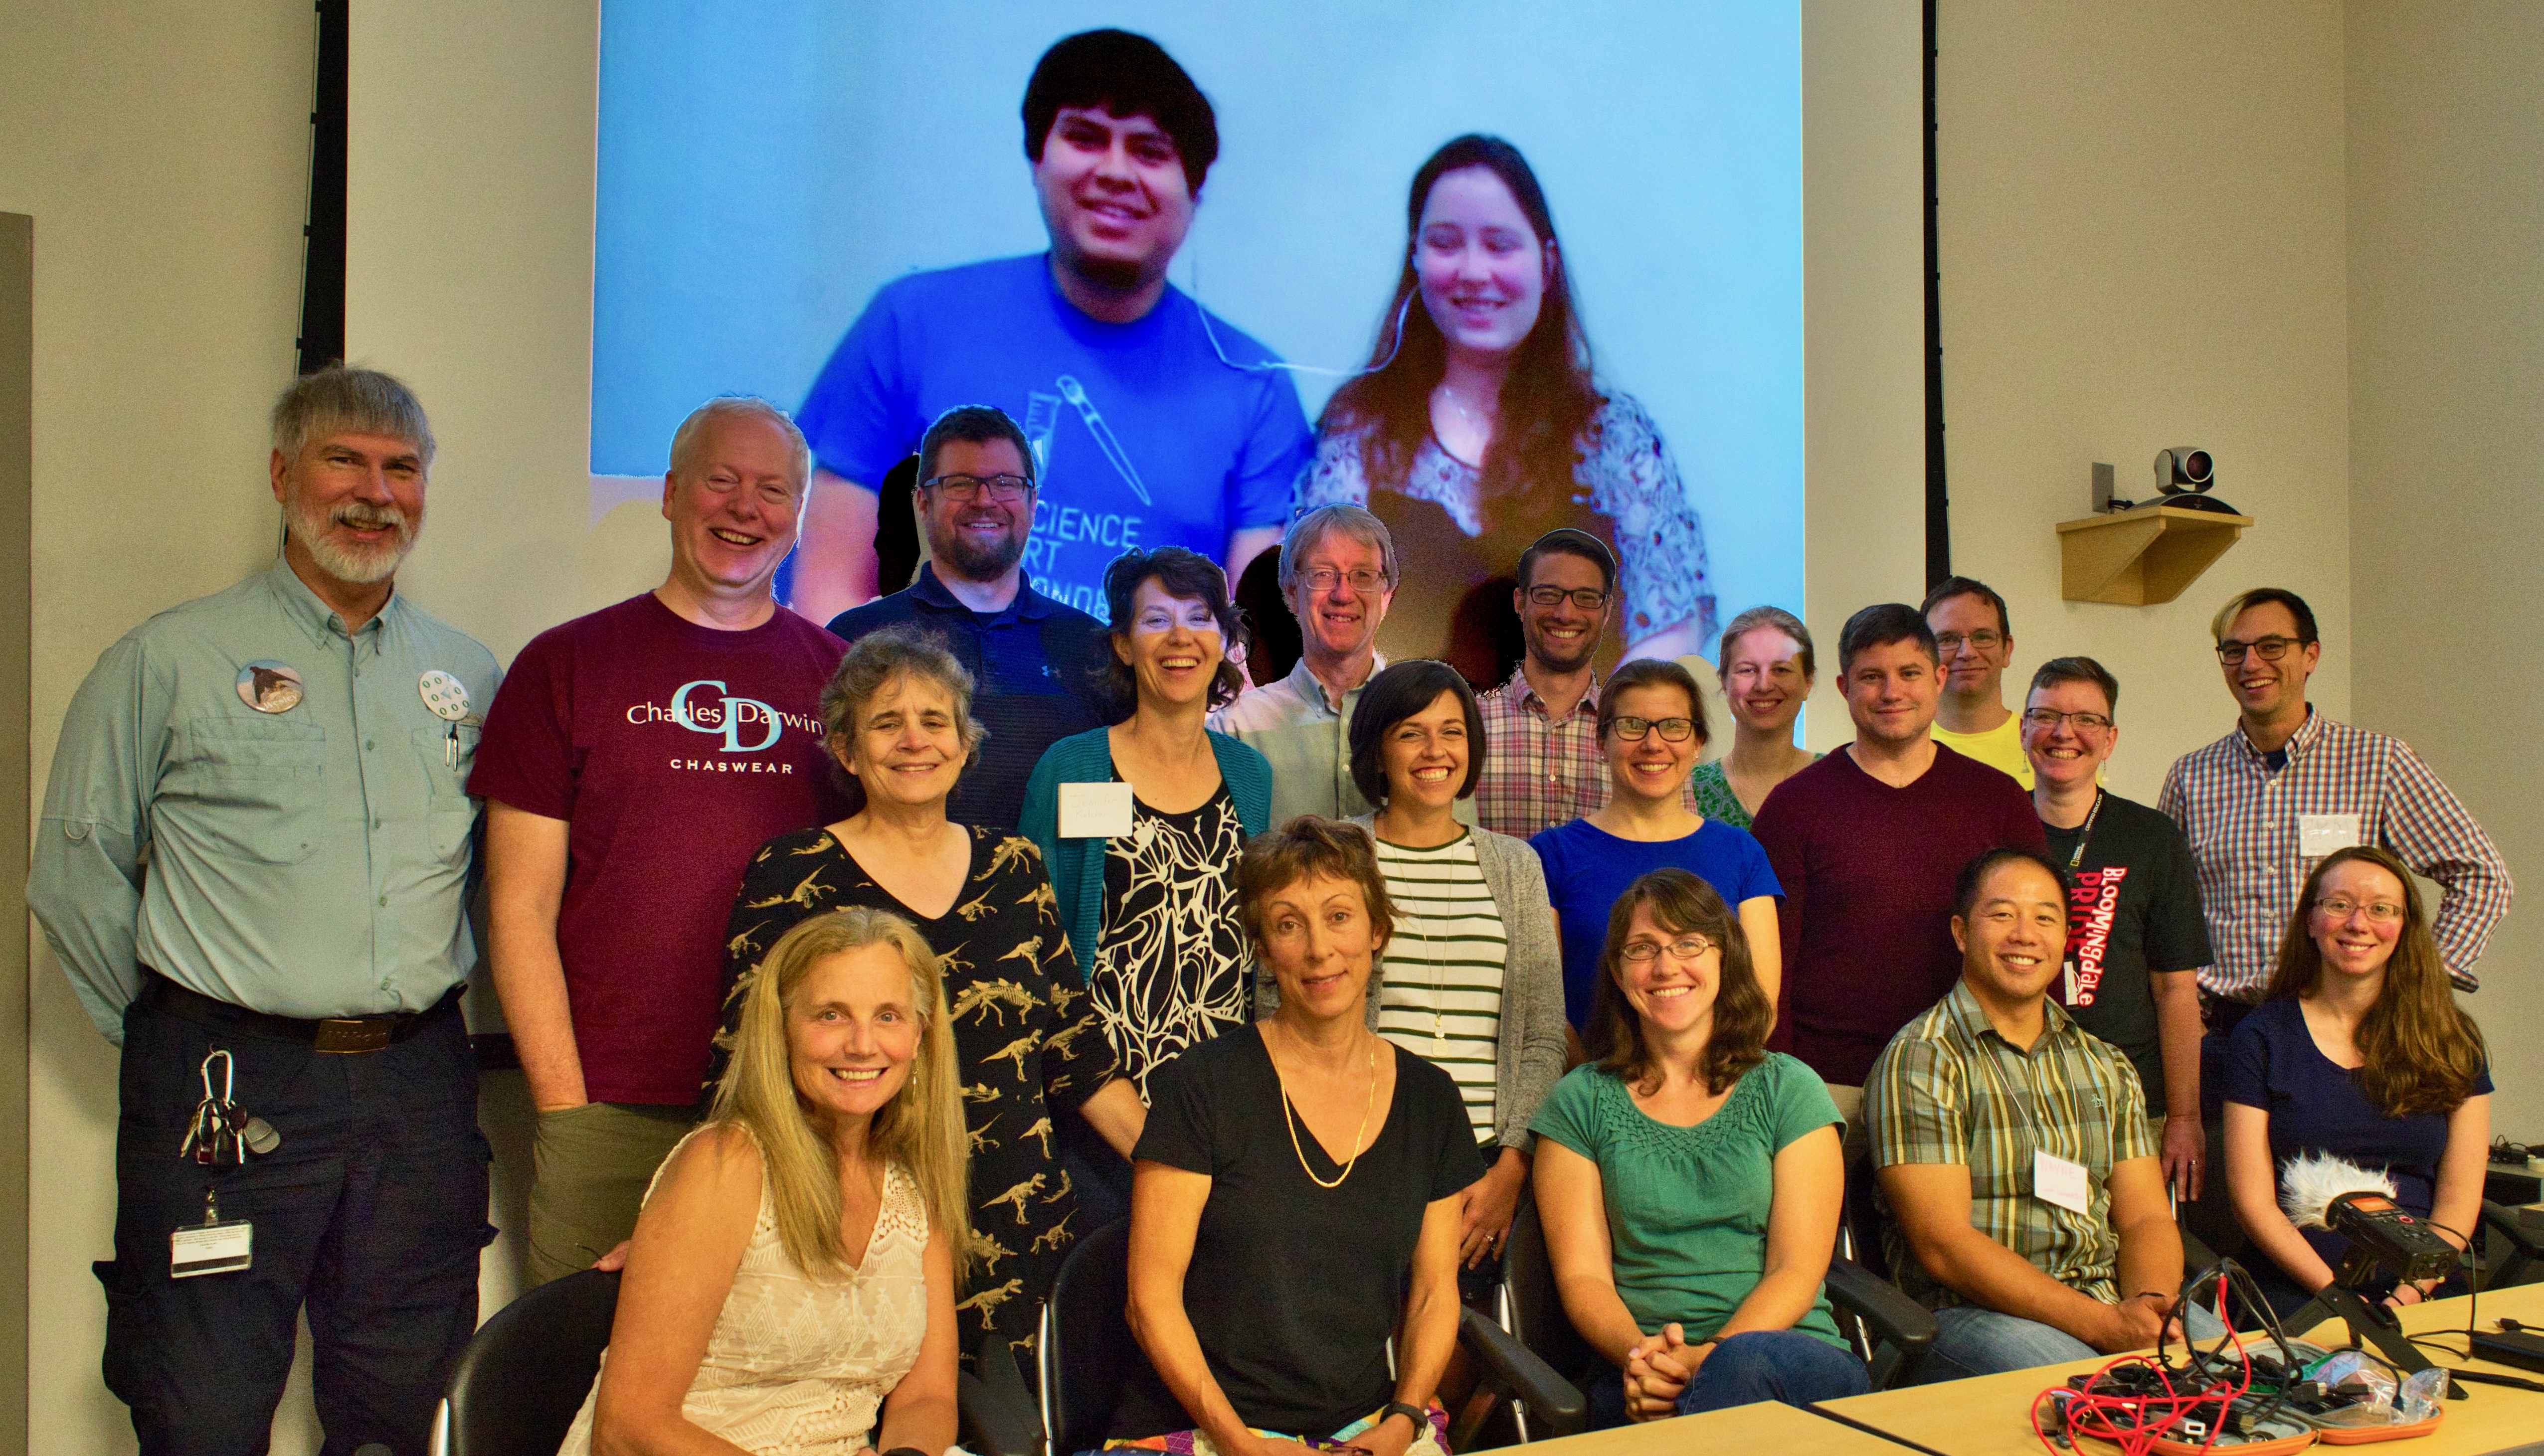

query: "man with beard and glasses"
left=472, top=396, right=852, bottom=1285
left=825, top=405, right=1107, bottom=828
left=1474, top=529, right=1704, bottom=839
left=781, top=28, right=1311, bottom=626
left=29, top=367, right=500, bottom=1454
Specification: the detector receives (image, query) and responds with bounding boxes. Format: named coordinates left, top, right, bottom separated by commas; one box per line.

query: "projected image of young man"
left=788, top=29, right=1310, bottom=625
left=1297, top=135, right=1716, bottom=687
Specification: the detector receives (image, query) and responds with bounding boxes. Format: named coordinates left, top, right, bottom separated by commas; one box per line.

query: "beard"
left=1523, top=622, right=1599, bottom=676
left=1066, top=250, right=1149, bottom=294
left=931, top=518, right=1028, bottom=582
left=287, top=493, right=416, bottom=585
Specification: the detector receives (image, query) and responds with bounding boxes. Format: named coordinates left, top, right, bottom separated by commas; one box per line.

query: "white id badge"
left=171, top=1220, right=253, bottom=1279
left=1058, top=781, right=1135, bottom=839
left=2034, top=1150, right=2091, bottom=1215
left=2298, top=813, right=2362, bottom=857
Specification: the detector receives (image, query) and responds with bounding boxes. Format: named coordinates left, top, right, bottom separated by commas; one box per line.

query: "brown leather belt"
left=138, top=969, right=463, bottom=1053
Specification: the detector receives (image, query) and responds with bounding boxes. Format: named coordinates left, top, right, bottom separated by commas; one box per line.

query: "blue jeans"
left=1917, top=1301, right=2226, bottom=1383
left=1585, top=1330, right=1871, bottom=1426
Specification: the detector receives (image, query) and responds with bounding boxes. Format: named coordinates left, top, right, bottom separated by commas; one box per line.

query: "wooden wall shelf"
left=2056, top=503, right=2253, bottom=605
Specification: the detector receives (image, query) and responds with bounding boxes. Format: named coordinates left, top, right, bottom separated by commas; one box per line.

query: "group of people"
left=30, top=29, right=2516, bottom=1456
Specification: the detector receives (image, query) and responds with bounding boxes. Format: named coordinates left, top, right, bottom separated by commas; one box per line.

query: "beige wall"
left=2347, top=0, right=2544, bottom=1134
left=1931, top=0, right=2353, bottom=807
left=0, top=3, right=320, bottom=1451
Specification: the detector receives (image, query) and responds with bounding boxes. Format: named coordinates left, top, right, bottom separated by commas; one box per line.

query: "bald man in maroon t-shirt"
left=1751, top=603, right=2047, bottom=1125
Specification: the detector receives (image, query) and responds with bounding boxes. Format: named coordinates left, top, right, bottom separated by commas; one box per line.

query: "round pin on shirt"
left=418, top=669, right=471, bottom=722
left=236, top=661, right=303, bottom=714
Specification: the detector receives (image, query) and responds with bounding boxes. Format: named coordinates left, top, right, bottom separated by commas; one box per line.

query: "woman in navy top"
left=1532, top=659, right=1780, bottom=1031
left=2223, top=845, right=2492, bottom=1320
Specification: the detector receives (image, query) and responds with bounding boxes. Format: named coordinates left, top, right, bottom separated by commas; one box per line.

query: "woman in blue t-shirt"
left=2223, top=845, right=2492, bottom=1321
left=1531, top=867, right=1860, bottom=1425
left=1531, top=659, right=1781, bottom=1030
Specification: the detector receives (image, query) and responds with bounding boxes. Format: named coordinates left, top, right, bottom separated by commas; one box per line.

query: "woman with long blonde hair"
left=560, top=906, right=972, bottom=1456
left=2222, top=845, right=2492, bottom=1321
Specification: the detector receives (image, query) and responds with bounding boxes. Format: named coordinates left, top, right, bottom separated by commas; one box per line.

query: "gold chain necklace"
left=1268, top=1022, right=1379, bottom=1190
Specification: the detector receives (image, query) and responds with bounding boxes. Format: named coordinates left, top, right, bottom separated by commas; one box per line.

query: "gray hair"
left=272, top=366, right=434, bottom=468
left=1279, top=503, right=1397, bottom=590
left=818, top=627, right=988, bottom=777
left=1717, top=604, right=1817, bottom=681
left=668, top=396, right=812, bottom=491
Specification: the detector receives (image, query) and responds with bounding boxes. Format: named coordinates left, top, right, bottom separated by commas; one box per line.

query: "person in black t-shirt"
left=2020, top=657, right=2212, bottom=1197
left=1115, top=818, right=1484, bottom=1456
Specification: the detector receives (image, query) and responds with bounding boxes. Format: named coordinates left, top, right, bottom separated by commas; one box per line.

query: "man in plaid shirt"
left=2156, top=587, right=2510, bottom=1086
left=1475, top=529, right=1702, bottom=838
left=1870, top=848, right=2200, bottom=1381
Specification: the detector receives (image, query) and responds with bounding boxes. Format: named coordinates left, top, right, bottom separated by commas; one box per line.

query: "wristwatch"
left=1380, top=1402, right=1429, bottom=1431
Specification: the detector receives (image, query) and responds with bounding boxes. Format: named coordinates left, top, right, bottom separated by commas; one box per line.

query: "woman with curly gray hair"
left=711, top=625, right=1146, bottom=1378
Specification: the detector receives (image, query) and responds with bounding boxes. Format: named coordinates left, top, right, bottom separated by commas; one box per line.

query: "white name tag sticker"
left=1058, top=781, right=1134, bottom=839
left=2298, top=813, right=2362, bottom=857
left=171, top=1219, right=253, bottom=1279
left=2033, top=1150, right=2091, bottom=1214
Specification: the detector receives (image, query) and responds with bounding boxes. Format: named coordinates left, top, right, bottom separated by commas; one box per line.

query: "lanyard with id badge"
left=171, top=1050, right=280, bottom=1278
left=1972, top=1031, right=2098, bottom=1217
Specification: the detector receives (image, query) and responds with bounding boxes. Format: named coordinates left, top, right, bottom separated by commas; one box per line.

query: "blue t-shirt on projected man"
left=794, top=252, right=1311, bottom=620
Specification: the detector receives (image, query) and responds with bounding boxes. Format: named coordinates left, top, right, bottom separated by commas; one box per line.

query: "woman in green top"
left=1686, top=606, right=1818, bottom=829
left=1529, top=867, right=1862, bottom=1424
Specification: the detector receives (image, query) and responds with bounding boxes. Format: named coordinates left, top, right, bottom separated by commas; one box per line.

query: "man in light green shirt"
left=1923, top=574, right=2033, bottom=789
left=27, top=368, right=499, bottom=1453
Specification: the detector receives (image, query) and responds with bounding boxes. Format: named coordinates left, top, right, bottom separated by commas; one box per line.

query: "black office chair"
left=430, top=1268, right=1043, bottom=1456
left=2476, top=1199, right=2542, bottom=1290
left=1501, top=1197, right=1936, bottom=1407
left=1041, top=1218, right=1584, bottom=1456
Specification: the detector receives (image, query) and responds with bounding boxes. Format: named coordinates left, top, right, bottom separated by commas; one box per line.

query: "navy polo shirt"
left=827, top=563, right=1111, bottom=830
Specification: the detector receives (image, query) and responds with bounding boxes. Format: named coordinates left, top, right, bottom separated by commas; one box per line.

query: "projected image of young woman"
left=1298, top=135, right=1716, bottom=688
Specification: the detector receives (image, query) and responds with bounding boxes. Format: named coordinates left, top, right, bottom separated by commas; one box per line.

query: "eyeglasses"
left=1525, top=586, right=1611, bottom=610
left=2021, top=708, right=2115, bottom=733
left=2316, top=896, right=2405, bottom=924
left=2215, top=635, right=2305, bottom=665
left=1608, top=716, right=1696, bottom=742
left=1620, top=935, right=1717, bottom=964
left=1299, top=567, right=1388, bottom=595
left=922, top=473, right=1033, bottom=504
left=1934, top=630, right=2004, bottom=655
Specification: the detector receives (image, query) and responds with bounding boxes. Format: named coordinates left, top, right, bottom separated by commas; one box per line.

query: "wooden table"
left=1516, top=1398, right=1916, bottom=1456
left=1813, top=1283, right=2544, bottom=1456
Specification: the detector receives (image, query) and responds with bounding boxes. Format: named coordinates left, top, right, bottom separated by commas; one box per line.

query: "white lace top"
left=558, top=1131, right=932, bottom=1456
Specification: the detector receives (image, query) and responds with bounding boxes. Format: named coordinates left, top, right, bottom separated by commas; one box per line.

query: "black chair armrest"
left=2478, top=1198, right=2540, bottom=1290
left=1457, top=1303, right=1586, bottom=1439
left=1822, top=1256, right=1936, bottom=1389
left=958, top=1328, right=1044, bottom=1456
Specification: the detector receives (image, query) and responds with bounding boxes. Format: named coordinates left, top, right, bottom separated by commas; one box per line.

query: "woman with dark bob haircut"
left=1116, top=816, right=1483, bottom=1456
left=1022, top=547, right=1272, bottom=1227
left=1315, top=659, right=1566, bottom=1286
left=1530, top=868, right=1858, bottom=1425
left=2222, top=844, right=2492, bottom=1321
left=1295, top=134, right=1715, bottom=684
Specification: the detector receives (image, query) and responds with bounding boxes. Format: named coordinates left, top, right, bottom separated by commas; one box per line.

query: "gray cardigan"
left=1263, top=815, right=1568, bottom=1153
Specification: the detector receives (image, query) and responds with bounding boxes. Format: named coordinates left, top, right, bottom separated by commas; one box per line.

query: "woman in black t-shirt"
left=1111, top=818, right=1484, bottom=1456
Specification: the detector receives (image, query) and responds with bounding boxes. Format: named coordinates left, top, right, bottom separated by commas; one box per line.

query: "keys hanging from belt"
left=178, top=1049, right=281, bottom=1164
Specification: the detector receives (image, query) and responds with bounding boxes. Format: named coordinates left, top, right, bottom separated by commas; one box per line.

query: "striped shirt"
left=2156, top=708, right=2511, bottom=999
left=1372, top=832, right=1509, bottom=1142
left=1868, top=980, right=2153, bottom=1310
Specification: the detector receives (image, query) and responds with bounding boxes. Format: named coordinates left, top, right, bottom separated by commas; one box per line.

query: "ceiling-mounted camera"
left=2153, top=448, right=2236, bottom=514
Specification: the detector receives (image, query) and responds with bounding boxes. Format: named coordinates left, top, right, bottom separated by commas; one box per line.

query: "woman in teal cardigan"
left=1021, top=547, right=1273, bottom=1227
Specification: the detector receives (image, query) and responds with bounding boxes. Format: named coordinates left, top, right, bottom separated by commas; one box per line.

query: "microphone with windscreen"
left=2278, top=1152, right=2467, bottom=1399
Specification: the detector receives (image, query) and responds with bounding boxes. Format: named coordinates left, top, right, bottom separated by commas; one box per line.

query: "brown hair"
left=1235, top=816, right=1397, bottom=959
left=1596, top=657, right=1709, bottom=747
left=2262, top=845, right=2486, bottom=1118
left=1586, top=869, right=1772, bottom=1096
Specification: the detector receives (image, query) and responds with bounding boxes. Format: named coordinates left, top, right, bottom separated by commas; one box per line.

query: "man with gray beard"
left=29, top=366, right=500, bottom=1455
left=825, top=404, right=1110, bottom=828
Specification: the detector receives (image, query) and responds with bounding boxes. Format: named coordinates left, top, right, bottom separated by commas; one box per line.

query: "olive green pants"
left=527, top=1101, right=698, bottom=1285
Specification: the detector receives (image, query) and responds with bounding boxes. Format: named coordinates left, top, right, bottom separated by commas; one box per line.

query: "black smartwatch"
left=1380, top=1402, right=1428, bottom=1432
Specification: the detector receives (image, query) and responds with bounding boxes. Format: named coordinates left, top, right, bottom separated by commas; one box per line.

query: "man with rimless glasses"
left=2019, top=657, right=2211, bottom=1200
left=827, top=405, right=1109, bottom=828
left=2156, top=587, right=2510, bottom=1109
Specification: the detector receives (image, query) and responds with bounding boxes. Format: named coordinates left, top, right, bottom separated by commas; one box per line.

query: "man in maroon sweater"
left=1752, top=602, right=2046, bottom=1122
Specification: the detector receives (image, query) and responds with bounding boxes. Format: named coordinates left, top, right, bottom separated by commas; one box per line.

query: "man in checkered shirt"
left=2156, top=587, right=2510, bottom=1102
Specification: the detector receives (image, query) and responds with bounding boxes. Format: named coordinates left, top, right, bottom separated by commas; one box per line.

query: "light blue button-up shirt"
left=28, top=558, right=501, bottom=1042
